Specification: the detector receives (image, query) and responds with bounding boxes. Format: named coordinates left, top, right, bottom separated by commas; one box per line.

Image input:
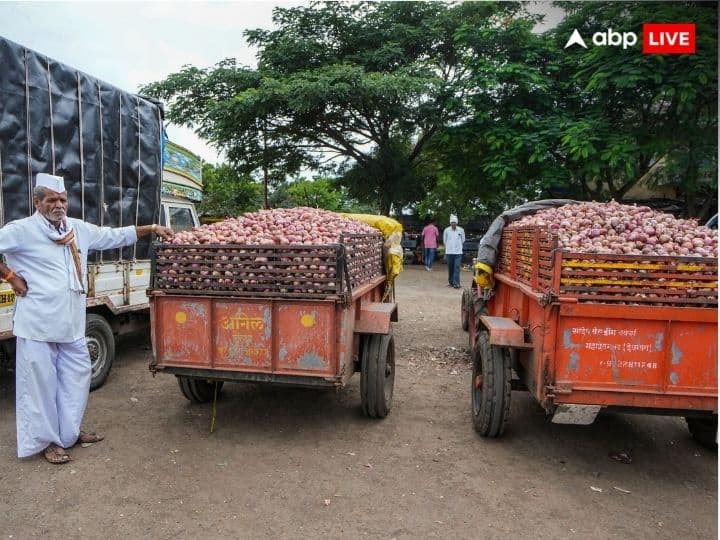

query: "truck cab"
left=160, top=196, right=200, bottom=232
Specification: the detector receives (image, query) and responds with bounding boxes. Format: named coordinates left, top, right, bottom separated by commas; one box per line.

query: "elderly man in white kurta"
left=0, top=173, right=172, bottom=464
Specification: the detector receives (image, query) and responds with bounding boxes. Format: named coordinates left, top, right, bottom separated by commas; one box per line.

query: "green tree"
left=199, top=163, right=263, bottom=217
left=553, top=1, right=717, bottom=216
left=143, top=1, right=519, bottom=215
left=269, top=177, right=379, bottom=213
left=426, top=1, right=717, bottom=218
left=427, top=10, right=562, bottom=211
left=144, top=61, right=305, bottom=209
left=286, top=178, right=343, bottom=210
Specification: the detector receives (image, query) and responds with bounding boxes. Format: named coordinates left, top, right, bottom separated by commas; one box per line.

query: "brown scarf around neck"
left=54, top=229, right=85, bottom=293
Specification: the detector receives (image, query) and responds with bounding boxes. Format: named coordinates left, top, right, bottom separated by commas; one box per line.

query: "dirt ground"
left=0, top=264, right=716, bottom=539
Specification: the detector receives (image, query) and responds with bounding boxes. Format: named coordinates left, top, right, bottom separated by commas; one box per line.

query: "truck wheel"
left=86, top=314, right=115, bottom=391
left=360, top=333, right=395, bottom=418
left=471, top=331, right=511, bottom=437
left=461, top=288, right=470, bottom=331
left=177, top=376, right=224, bottom=403
left=686, top=415, right=717, bottom=449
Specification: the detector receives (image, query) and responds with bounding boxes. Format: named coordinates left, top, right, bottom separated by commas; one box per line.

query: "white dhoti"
left=15, top=337, right=91, bottom=457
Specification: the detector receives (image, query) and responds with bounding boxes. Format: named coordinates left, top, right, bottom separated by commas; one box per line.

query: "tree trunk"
left=262, top=119, right=269, bottom=209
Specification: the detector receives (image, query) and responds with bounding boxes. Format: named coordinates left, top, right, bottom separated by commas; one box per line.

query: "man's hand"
left=9, top=275, right=28, bottom=297
left=136, top=224, right=174, bottom=240
left=152, top=225, right=174, bottom=240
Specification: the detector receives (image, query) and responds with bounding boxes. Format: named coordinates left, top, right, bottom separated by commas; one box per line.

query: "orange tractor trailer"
left=462, top=225, right=717, bottom=446
left=148, top=233, right=397, bottom=418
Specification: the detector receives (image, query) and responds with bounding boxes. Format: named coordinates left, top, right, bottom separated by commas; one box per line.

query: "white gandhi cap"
left=35, top=173, right=66, bottom=193
left=449, top=214, right=458, bottom=224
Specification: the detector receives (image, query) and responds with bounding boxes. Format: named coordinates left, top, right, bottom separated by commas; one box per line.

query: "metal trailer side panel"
left=151, top=295, right=341, bottom=380
left=86, top=260, right=151, bottom=311
left=488, top=272, right=718, bottom=414
left=551, top=303, right=717, bottom=411
left=487, top=275, right=550, bottom=405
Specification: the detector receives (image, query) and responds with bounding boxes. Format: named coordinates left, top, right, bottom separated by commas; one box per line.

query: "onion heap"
left=155, top=207, right=383, bottom=294
left=509, top=201, right=718, bottom=258
left=169, top=207, right=376, bottom=245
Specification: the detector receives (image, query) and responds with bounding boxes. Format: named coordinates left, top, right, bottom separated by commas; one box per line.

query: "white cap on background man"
left=35, top=173, right=66, bottom=193
left=449, top=214, right=458, bottom=224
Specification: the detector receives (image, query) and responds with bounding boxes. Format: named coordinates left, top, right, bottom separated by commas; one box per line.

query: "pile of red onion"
left=169, top=207, right=377, bottom=245
left=155, top=207, right=384, bottom=294
left=510, top=201, right=718, bottom=258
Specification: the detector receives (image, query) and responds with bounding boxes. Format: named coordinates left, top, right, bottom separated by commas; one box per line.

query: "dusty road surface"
left=0, top=265, right=716, bottom=539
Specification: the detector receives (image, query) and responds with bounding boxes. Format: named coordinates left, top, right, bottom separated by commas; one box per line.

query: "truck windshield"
left=169, top=206, right=196, bottom=232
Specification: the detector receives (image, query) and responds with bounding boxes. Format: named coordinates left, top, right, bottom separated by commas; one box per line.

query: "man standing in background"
left=421, top=218, right=440, bottom=271
left=443, top=214, right=465, bottom=288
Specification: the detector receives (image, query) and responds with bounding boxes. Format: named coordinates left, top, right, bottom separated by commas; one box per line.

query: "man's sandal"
left=77, top=430, right=104, bottom=445
left=44, top=444, right=72, bottom=464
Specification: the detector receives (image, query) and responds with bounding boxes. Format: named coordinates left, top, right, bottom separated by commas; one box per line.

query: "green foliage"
left=426, top=10, right=565, bottom=207
left=145, top=1, right=717, bottom=220
left=269, top=177, right=378, bottom=213
left=286, top=178, right=343, bottom=210
left=143, top=1, right=516, bottom=215
left=426, top=1, right=717, bottom=218
left=550, top=1, right=717, bottom=214
left=199, top=163, right=262, bottom=217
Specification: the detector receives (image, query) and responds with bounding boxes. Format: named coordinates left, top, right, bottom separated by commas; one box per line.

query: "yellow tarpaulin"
left=342, top=213, right=404, bottom=301
left=340, top=213, right=403, bottom=239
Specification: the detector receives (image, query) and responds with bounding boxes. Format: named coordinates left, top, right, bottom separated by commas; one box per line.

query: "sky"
left=0, top=1, right=565, bottom=165
left=0, top=1, right=304, bottom=163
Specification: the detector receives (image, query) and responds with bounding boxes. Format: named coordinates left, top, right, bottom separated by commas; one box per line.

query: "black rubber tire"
left=471, top=331, right=511, bottom=437
left=360, top=333, right=395, bottom=418
left=177, top=376, right=224, bottom=403
left=461, top=288, right=471, bottom=331
left=686, top=415, right=717, bottom=449
left=86, top=314, right=115, bottom=391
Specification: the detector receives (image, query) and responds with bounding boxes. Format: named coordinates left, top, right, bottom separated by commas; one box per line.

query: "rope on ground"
left=210, top=382, right=219, bottom=433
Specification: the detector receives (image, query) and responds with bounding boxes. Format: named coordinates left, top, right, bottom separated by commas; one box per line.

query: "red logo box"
left=643, top=23, right=696, bottom=54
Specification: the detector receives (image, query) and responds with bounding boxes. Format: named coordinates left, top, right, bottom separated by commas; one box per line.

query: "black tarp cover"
left=0, top=36, right=162, bottom=260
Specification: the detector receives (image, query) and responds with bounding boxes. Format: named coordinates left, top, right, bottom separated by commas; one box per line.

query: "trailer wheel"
left=86, top=314, right=115, bottom=391
left=177, top=376, right=224, bottom=403
left=360, top=333, right=395, bottom=418
left=686, top=415, right=717, bottom=449
left=471, top=331, right=511, bottom=437
left=461, top=288, right=471, bottom=331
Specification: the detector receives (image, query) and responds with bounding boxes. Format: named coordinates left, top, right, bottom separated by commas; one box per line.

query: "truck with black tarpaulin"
left=0, top=36, right=184, bottom=388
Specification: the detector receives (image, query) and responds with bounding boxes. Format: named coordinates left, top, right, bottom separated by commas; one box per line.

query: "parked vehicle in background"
left=161, top=141, right=203, bottom=233
left=401, top=233, right=422, bottom=265
left=0, top=37, right=199, bottom=389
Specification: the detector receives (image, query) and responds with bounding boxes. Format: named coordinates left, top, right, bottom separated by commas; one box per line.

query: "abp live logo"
left=564, top=23, right=696, bottom=55
left=643, top=23, right=696, bottom=54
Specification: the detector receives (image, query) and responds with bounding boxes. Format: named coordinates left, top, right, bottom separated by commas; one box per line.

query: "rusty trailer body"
left=463, top=226, right=718, bottom=445
left=148, top=234, right=397, bottom=418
